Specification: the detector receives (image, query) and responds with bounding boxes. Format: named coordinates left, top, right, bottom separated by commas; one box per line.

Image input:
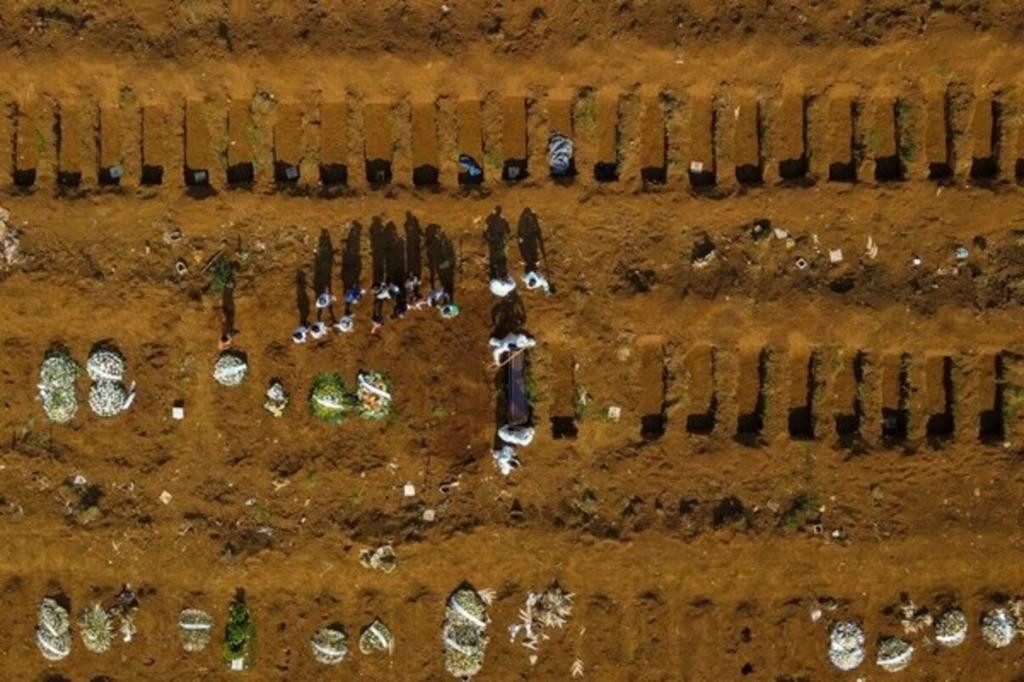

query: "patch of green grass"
left=897, top=100, right=917, bottom=161
left=245, top=122, right=265, bottom=171
left=252, top=505, right=270, bottom=523
left=223, top=597, right=254, bottom=666
left=572, top=386, right=592, bottom=421
left=576, top=98, right=596, bottom=134
left=217, top=134, right=229, bottom=170
left=778, top=492, right=820, bottom=533
left=208, top=256, right=235, bottom=294
left=483, top=147, right=502, bottom=172
left=34, top=129, right=47, bottom=157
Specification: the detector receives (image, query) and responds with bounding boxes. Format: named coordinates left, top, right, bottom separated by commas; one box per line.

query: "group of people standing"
left=292, top=214, right=459, bottom=343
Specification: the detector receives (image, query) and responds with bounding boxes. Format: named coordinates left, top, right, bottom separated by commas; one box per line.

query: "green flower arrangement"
left=308, top=373, right=353, bottom=423
left=223, top=598, right=254, bottom=670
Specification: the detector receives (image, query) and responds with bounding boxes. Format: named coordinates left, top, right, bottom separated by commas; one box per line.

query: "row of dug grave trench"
left=1, top=82, right=1018, bottom=192
left=538, top=341, right=1024, bottom=447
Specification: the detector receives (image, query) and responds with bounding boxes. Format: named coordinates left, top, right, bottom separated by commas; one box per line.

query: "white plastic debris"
left=954, top=245, right=969, bottom=261
left=490, top=333, right=537, bottom=366
left=523, top=271, right=551, bottom=293
left=159, top=490, right=173, bottom=505
left=865, top=236, right=879, bottom=260
left=795, top=257, right=809, bottom=270
left=910, top=254, right=922, bottom=267
left=498, top=425, right=535, bottom=447
left=829, top=249, right=844, bottom=263
left=489, top=275, right=517, bottom=298
left=689, top=161, right=704, bottom=173
left=492, top=446, right=521, bottom=476
left=172, top=404, right=185, bottom=420
left=403, top=482, right=416, bottom=498
left=423, top=508, right=436, bottom=522
left=773, top=227, right=789, bottom=240
left=607, top=405, right=621, bottom=422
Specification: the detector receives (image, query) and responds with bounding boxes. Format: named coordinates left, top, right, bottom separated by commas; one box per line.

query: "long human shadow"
left=483, top=206, right=510, bottom=280
left=490, top=291, right=527, bottom=339
left=295, top=269, right=310, bottom=326
left=426, top=223, right=456, bottom=299
left=341, top=221, right=363, bottom=297
left=313, top=229, right=334, bottom=297
left=369, top=216, right=388, bottom=290
left=516, top=207, right=546, bottom=274
left=385, top=220, right=406, bottom=316
left=404, top=211, right=422, bottom=282
left=221, top=285, right=236, bottom=341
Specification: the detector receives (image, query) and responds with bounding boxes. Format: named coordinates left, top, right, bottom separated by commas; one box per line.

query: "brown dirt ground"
left=5, top=2, right=1024, bottom=681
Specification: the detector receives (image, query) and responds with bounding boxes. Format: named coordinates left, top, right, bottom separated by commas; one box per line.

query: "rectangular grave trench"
left=140, top=106, right=166, bottom=185
left=736, top=349, right=768, bottom=443
left=827, top=98, right=857, bottom=182
left=56, top=106, right=82, bottom=187
left=501, top=96, right=528, bottom=182
left=549, top=350, right=578, bottom=440
left=411, top=101, right=439, bottom=187
left=778, top=95, right=808, bottom=180
left=14, top=106, right=37, bottom=187
left=638, top=338, right=666, bottom=440
left=685, top=345, right=716, bottom=435
left=872, top=98, right=902, bottom=182
left=881, top=353, right=910, bottom=444
left=734, top=98, right=762, bottom=185
left=98, top=107, right=122, bottom=186
left=364, top=102, right=393, bottom=186
left=640, top=96, right=666, bottom=185
left=927, top=90, right=953, bottom=180
left=319, top=102, right=349, bottom=187
left=835, top=351, right=865, bottom=441
left=979, top=353, right=1005, bottom=442
left=926, top=356, right=954, bottom=443
left=970, top=98, right=1000, bottom=180
left=788, top=352, right=818, bottom=440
